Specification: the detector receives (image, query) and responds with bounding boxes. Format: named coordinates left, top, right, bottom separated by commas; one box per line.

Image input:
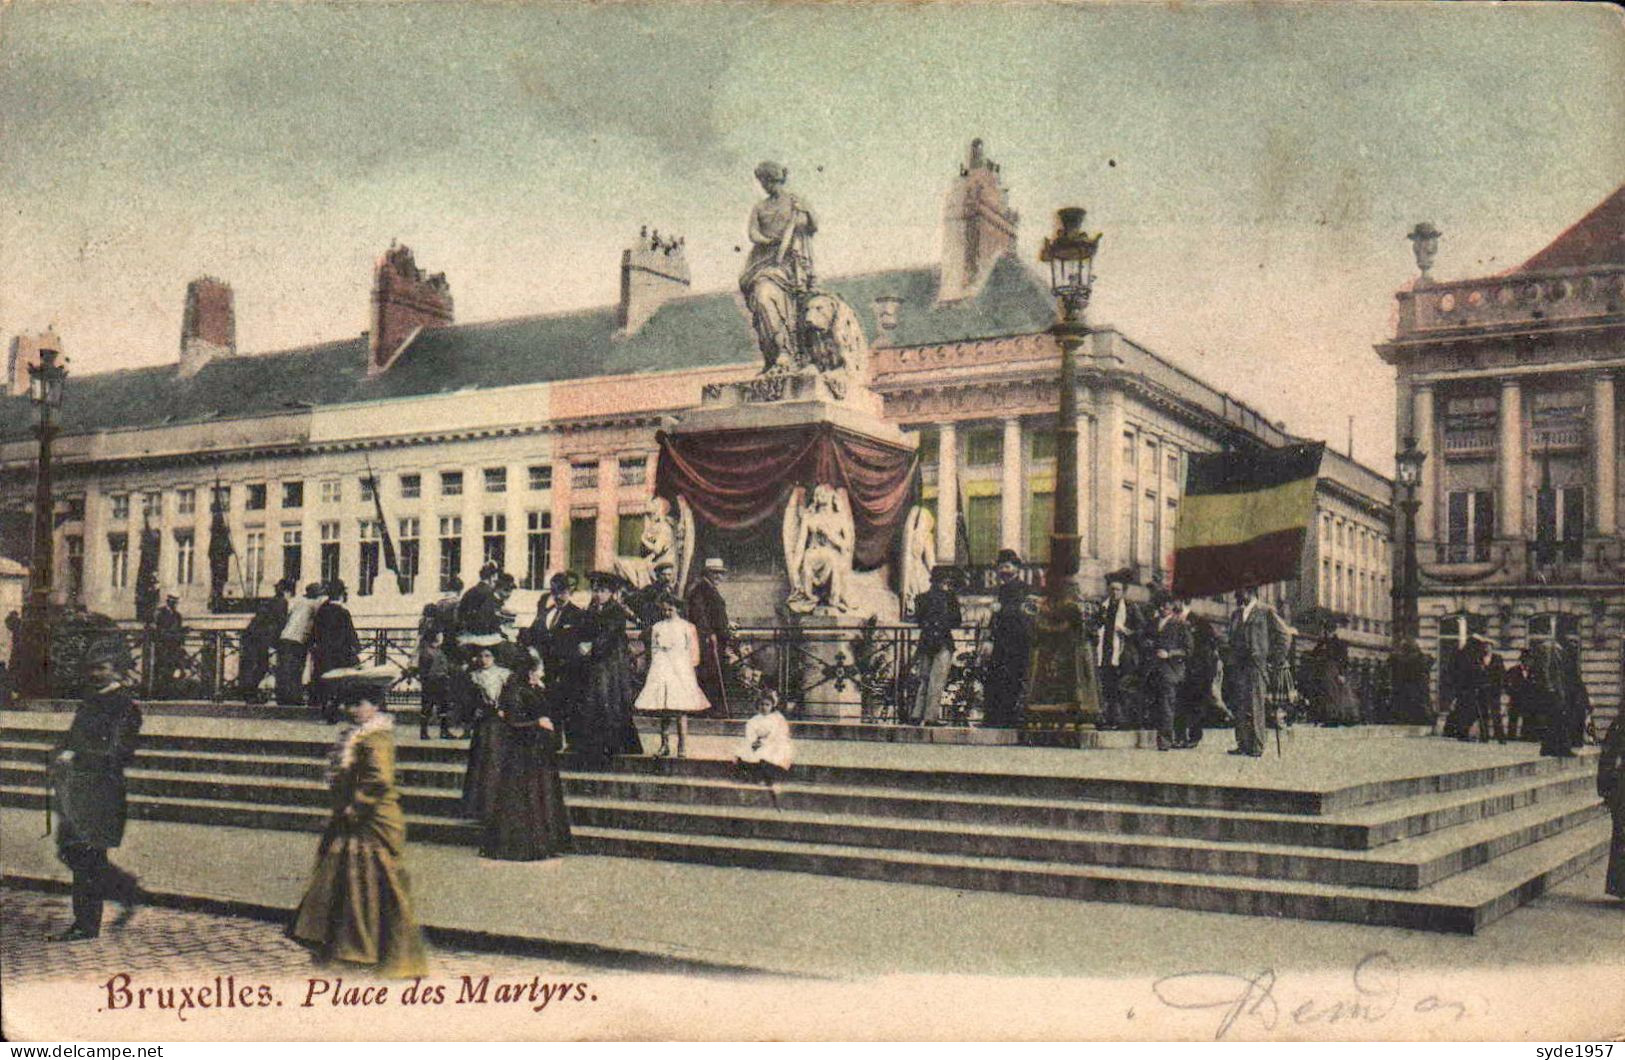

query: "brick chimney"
left=179, top=277, right=236, bottom=378
left=7, top=328, right=61, bottom=397
left=938, top=138, right=1019, bottom=303
left=618, top=227, right=691, bottom=334
left=369, top=242, right=453, bottom=376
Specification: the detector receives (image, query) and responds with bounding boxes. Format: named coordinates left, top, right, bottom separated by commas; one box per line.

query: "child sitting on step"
left=736, top=685, right=794, bottom=809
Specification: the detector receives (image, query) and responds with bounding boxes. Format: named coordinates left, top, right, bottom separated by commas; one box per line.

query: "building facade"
left=1378, top=186, right=1625, bottom=726
left=2, top=141, right=1391, bottom=657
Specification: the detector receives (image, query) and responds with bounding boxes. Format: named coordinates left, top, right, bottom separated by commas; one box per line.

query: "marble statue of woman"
left=783, top=484, right=855, bottom=615
left=739, top=161, right=818, bottom=373
left=613, top=497, right=678, bottom=590
left=900, top=507, right=936, bottom=618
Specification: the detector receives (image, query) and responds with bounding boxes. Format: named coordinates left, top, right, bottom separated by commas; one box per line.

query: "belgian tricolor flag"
left=1171, top=442, right=1324, bottom=599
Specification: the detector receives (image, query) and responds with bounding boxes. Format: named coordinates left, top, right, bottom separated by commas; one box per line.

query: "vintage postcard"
left=1, top=0, right=1622, bottom=1044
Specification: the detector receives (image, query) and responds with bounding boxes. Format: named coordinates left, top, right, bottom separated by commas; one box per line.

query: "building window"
left=528, top=465, right=552, bottom=492
left=1029, top=429, right=1057, bottom=463
left=110, top=494, right=130, bottom=521
left=1534, top=485, right=1585, bottom=563
left=400, top=473, right=421, bottom=500
left=965, top=430, right=1001, bottom=468
left=1026, top=490, right=1054, bottom=564
left=211, top=485, right=231, bottom=512
left=1122, top=431, right=1136, bottom=476
left=108, top=534, right=129, bottom=589
left=483, top=467, right=508, bottom=494
left=174, top=531, right=195, bottom=585
left=357, top=521, right=380, bottom=597
left=965, top=494, right=1000, bottom=565
left=282, top=528, right=302, bottom=584
left=441, top=471, right=464, bottom=497
left=617, top=513, right=643, bottom=557
left=1528, top=612, right=1582, bottom=643
left=244, top=530, right=266, bottom=594
left=619, top=457, right=648, bottom=488
left=570, top=463, right=598, bottom=491
left=1443, top=394, right=1498, bottom=452
left=65, top=535, right=84, bottom=599
left=319, top=521, right=341, bottom=586
left=279, top=481, right=302, bottom=509
left=398, top=518, right=420, bottom=595
left=320, top=479, right=341, bottom=505
left=568, top=515, right=597, bottom=575
left=141, top=491, right=162, bottom=519
left=176, top=489, right=196, bottom=516
left=524, top=511, right=552, bottom=590
left=1141, top=490, right=1158, bottom=573
left=1165, top=452, right=1181, bottom=495
left=1445, top=489, right=1494, bottom=563
left=245, top=483, right=267, bottom=511
left=482, top=513, right=507, bottom=570
left=359, top=476, right=376, bottom=503
left=1531, top=390, right=1587, bottom=449
left=439, top=516, right=463, bottom=592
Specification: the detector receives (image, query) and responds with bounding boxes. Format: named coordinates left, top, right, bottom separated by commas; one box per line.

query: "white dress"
left=635, top=618, right=712, bottom=715
left=738, top=711, right=794, bottom=771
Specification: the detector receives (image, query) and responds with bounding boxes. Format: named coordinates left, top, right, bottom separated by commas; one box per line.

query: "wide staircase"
left=0, top=715, right=1608, bottom=935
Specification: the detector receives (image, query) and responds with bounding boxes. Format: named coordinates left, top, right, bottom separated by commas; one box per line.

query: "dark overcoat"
left=53, top=685, right=143, bottom=849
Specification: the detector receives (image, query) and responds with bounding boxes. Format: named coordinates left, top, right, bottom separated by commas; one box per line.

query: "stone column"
left=1498, top=377, right=1523, bottom=541
left=1593, top=373, right=1616, bottom=536
left=1414, top=383, right=1437, bottom=548
left=596, top=453, right=618, bottom=570
left=935, top=422, right=958, bottom=563
left=1097, top=390, right=1125, bottom=568
left=1000, top=417, right=1023, bottom=553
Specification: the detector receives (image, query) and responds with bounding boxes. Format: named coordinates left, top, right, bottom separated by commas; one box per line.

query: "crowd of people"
left=1441, top=633, right=1594, bottom=757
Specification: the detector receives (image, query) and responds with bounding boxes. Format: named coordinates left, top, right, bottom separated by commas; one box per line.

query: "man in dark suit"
left=909, top=566, right=963, bottom=725
left=457, top=563, right=504, bottom=641
left=1092, top=570, right=1141, bottom=730
left=239, top=578, right=294, bottom=703
left=47, top=644, right=144, bottom=942
left=1447, top=635, right=1505, bottom=742
left=529, top=572, right=592, bottom=747
left=685, top=558, right=732, bottom=718
left=1177, top=606, right=1224, bottom=748
left=1560, top=634, right=1591, bottom=749
left=1145, top=591, right=1193, bottom=751
left=151, top=595, right=186, bottom=699
left=982, top=550, right=1033, bottom=729
left=310, top=580, right=361, bottom=723
left=1227, top=586, right=1279, bottom=757
left=1532, top=637, right=1572, bottom=758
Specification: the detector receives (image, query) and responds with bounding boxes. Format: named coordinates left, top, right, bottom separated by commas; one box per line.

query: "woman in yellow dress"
left=288, top=667, right=428, bottom=978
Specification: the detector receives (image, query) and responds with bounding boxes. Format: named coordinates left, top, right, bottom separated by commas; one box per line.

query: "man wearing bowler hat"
left=909, top=565, right=964, bottom=725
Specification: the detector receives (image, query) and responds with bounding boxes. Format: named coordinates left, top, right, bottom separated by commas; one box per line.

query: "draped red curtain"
left=655, top=423, right=918, bottom=570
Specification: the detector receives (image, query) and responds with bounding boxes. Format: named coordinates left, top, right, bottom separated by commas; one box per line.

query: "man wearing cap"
left=909, top=566, right=963, bottom=725
left=46, top=645, right=144, bottom=942
left=240, top=578, right=294, bottom=703
left=310, top=580, right=361, bottom=724
left=151, top=594, right=185, bottom=699
left=1092, top=570, right=1142, bottom=730
left=1146, top=591, right=1193, bottom=751
left=685, top=559, right=732, bottom=717
left=276, top=582, right=327, bottom=705
left=982, top=550, right=1033, bottom=728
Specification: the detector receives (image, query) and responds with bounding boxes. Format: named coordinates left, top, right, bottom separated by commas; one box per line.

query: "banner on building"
left=1170, top=442, right=1324, bottom=599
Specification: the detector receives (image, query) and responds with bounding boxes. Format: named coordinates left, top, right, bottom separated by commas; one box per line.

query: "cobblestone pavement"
left=0, top=888, right=606, bottom=983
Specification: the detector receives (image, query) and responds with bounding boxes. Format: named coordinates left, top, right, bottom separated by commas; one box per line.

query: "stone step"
left=2, top=757, right=1602, bottom=891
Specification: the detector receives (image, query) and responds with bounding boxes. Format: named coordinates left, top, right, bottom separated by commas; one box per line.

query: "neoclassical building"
left=1377, top=185, right=1625, bottom=725
left=2, top=141, right=1392, bottom=656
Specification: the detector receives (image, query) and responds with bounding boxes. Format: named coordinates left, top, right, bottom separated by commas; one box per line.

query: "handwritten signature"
left=1152, top=951, right=1470, bottom=1040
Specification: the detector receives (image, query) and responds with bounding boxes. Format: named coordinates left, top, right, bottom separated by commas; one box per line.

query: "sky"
left=2, top=1, right=1622, bottom=473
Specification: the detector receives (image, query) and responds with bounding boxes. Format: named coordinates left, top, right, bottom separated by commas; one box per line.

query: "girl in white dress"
left=736, top=686, right=794, bottom=809
left=635, top=596, right=710, bottom=758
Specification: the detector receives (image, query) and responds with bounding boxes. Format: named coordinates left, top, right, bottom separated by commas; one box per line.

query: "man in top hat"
left=909, top=565, right=963, bottom=725
left=982, top=550, right=1034, bottom=728
left=685, top=558, right=732, bottom=717
left=151, top=594, right=186, bottom=699
left=1145, top=589, right=1193, bottom=751
left=46, top=642, right=144, bottom=942
left=1092, top=569, right=1142, bottom=730
left=310, top=580, right=361, bottom=724
left=529, top=572, right=593, bottom=748
left=276, top=582, right=327, bottom=706
left=240, top=578, right=295, bottom=703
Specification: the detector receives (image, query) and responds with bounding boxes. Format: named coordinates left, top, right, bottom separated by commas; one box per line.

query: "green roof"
left=2, top=256, right=1054, bottom=442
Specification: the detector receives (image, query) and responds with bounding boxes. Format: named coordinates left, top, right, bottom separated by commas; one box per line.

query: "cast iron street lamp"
left=1393, top=433, right=1426, bottom=646
left=16, top=342, right=67, bottom=696
left=1038, top=206, right=1101, bottom=598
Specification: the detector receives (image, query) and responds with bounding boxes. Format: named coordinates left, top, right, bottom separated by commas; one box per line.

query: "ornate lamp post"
left=16, top=342, right=67, bottom=696
left=1038, top=207, right=1101, bottom=599
left=1393, top=434, right=1426, bottom=646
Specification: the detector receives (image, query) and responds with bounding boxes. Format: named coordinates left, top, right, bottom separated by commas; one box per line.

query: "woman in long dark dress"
left=481, top=654, right=573, bottom=860
left=457, top=646, right=511, bottom=819
left=288, top=669, right=428, bottom=978
left=578, top=572, right=641, bottom=767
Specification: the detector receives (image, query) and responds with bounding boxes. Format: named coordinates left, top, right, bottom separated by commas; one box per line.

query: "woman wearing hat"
left=480, top=652, right=573, bottom=861
left=577, top=572, right=642, bottom=767
left=635, top=594, right=710, bottom=757
left=288, top=667, right=428, bottom=978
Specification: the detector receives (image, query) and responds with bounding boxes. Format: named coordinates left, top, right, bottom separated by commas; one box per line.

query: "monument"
left=648, top=162, right=926, bottom=717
